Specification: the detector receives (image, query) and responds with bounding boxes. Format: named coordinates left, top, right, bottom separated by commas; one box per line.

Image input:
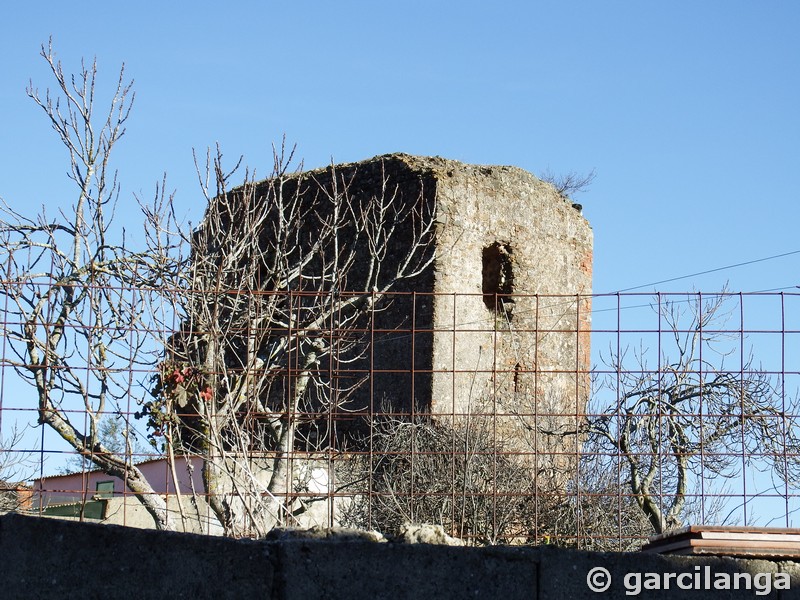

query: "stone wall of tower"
left=227, top=154, right=593, bottom=459
left=416, top=156, right=593, bottom=476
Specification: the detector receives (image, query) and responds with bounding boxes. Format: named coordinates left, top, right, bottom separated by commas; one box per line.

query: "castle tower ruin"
left=199, top=153, right=592, bottom=471
left=241, top=154, right=592, bottom=451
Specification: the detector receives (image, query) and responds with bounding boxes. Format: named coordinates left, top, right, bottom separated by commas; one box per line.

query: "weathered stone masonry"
left=242, top=153, right=593, bottom=459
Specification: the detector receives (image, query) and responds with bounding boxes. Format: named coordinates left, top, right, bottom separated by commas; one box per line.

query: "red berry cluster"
left=138, top=362, right=215, bottom=448
left=162, top=364, right=213, bottom=401
left=168, top=366, right=191, bottom=385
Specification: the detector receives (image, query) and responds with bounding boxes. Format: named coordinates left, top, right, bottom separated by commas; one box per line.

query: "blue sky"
left=2, top=1, right=799, bottom=297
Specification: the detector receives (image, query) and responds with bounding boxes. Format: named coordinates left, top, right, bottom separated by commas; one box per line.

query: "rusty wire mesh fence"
left=2, top=282, right=799, bottom=550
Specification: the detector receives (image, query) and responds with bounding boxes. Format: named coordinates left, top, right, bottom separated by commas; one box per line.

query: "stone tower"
left=237, top=153, right=593, bottom=464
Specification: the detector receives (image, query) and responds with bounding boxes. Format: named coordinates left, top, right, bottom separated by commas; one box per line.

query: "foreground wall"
left=3, top=513, right=800, bottom=599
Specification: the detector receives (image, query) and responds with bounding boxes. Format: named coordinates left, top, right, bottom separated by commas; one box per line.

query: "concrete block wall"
left=4, top=514, right=800, bottom=599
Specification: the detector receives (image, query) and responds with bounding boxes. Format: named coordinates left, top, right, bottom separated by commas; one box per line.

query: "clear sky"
left=2, top=1, right=799, bottom=297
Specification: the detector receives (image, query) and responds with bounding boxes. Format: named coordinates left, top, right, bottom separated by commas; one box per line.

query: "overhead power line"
left=615, top=249, right=800, bottom=293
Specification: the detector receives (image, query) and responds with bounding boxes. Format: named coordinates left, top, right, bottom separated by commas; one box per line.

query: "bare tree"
left=536, top=458, right=654, bottom=551
left=0, top=427, right=36, bottom=513
left=586, top=293, right=800, bottom=534
left=339, top=415, right=540, bottom=545
left=61, top=414, right=148, bottom=475
left=539, top=168, right=596, bottom=198
left=0, top=41, right=174, bottom=529
left=2, top=42, right=438, bottom=537
left=340, top=412, right=657, bottom=550
left=137, top=144, right=438, bottom=537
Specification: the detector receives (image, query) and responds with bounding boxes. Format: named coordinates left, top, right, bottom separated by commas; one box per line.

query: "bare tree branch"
left=134, top=144, right=438, bottom=537
left=585, top=292, right=799, bottom=533
left=539, top=168, right=596, bottom=198
left=1, top=41, right=173, bottom=530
